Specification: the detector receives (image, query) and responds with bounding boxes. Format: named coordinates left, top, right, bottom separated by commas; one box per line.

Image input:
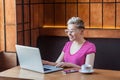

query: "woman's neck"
left=73, top=38, right=86, bottom=45
left=70, top=38, right=86, bottom=55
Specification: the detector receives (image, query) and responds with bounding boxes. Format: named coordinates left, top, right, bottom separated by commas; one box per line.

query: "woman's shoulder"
left=84, top=40, right=96, bottom=47
left=65, top=41, right=72, bottom=44
left=83, top=41, right=96, bottom=53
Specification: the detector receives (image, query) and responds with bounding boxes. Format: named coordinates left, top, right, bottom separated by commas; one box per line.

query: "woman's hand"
left=42, top=60, right=50, bottom=65
left=55, top=62, right=72, bottom=68
left=55, top=62, right=80, bottom=69
left=42, top=60, right=57, bottom=66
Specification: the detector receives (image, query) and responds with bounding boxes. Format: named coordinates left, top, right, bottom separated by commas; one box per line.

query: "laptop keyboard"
left=44, top=68, right=51, bottom=71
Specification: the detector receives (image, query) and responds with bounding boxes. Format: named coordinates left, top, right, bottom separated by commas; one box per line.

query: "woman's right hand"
left=42, top=60, right=49, bottom=65
left=42, top=60, right=57, bottom=66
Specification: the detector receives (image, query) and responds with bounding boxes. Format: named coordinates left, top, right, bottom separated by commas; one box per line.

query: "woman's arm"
left=42, top=52, right=64, bottom=66
left=55, top=53, right=95, bottom=69
left=56, top=52, right=64, bottom=63
left=85, top=53, right=95, bottom=67
left=55, top=52, right=80, bottom=68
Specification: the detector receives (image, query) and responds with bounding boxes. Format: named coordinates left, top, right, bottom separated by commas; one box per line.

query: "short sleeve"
left=86, top=44, right=96, bottom=54
left=62, top=41, right=71, bottom=52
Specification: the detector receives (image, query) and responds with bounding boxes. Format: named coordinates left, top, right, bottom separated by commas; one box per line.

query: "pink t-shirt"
left=62, top=41, right=96, bottom=66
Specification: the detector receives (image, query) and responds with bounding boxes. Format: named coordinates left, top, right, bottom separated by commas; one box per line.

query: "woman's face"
left=65, top=24, right=83, bottom=41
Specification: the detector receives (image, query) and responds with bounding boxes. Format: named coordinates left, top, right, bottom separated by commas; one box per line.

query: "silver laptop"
left=16, top=44, right=63, bottom=73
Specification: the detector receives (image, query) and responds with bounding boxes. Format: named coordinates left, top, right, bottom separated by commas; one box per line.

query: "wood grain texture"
left=0, top=66, right=120, bottom=80
left=39, top=28, right=120, bottom=38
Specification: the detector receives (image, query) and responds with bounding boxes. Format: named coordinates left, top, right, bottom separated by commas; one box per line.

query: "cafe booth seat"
left=37, top=36, right=120, bottom=70
left=0, top=52, right=17, bottom=72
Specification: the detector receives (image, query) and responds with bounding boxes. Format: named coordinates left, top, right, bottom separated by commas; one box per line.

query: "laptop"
left=15, top=44, right=63, bottom=73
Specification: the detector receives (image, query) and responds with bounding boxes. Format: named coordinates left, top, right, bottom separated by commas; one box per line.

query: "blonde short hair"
left=67, top=17, right=85, bottom=29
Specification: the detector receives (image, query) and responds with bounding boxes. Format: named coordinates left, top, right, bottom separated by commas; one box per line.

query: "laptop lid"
left=16, top=45, right=63, bottom=73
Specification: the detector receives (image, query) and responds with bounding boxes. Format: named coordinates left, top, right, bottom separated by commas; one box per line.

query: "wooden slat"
left=116, top=3, right=120, bottom=29
left=0, top=0, right=5, bottom=51
left=90, top=3, right=102, bottom=28
left=24, top=31, right=30, bottom=46
left=44, top=4, right=54, bottom=26
left=103, top=0, right=115, bottom=2
left=91, top=0, right=102, bottom=2
left=39, top=28, right=120, bottom=38
left=5, top=0, right=16, bottom=25
left=5, top=0, right=17, bottom=52
left=6, top=25, right=16, bottom=51
left=55, top=4, right=65, bottom=27
left=17, top=32, right=24, bottom=45
left=38, top=4, right=44, bottom=27
left=31, top=29, right=39, bottom=47
left=103, top=3, right=115, bottom=29
left=31, top=5, right=40, bottom=29
left=78, top=0, right=89, bottom=2
left=78, top=4, right=89, bottom=28
left=66, top=4, right=77, bottom=22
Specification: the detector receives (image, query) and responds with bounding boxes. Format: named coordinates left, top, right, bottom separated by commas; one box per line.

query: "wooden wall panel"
left=0, top=0, right=4, bottom=51
left=31, top=5, right=40, bottom=29
left=24, top=24, right=30, bottom=30
left=39, top=28, right=120, bottom=38
left=78, top=4, right=89, bottom=28
left=16, top=0, right=21, bottom=4
left=24, top=31, right=30, bottom=46
left=31, top=0, right=40, bottom=3
left=90, top=3, right=102, bottom=28
left=66, top=0, right=77, bottom=2
left=78, top=0, right=89, bottom=2
left=44, top=4, right=54, bottom=27
left=66, top=4, right=77, bottom=23
left=31, top=29, right=39, bottom=47
left=16, top=5, right=22, bottom=24
left=24, top=5, right=29, bottom=24
left=116, top=3, right=120, bottom=29
left=44, top=0, right=54, bottom=3
left=16, top=0, right=44, bottom=48
left=91, top=0, right=102, bottom=2
left=103, top=3, right=115, bottom=29
left=17, top=32, right=24, bottom=45
left=0, top=28, right=4, bottom=51
left=38, top=4, right=44, bottom=27
left=24, top=0, right=29, bottom=3
left=38, top=0, right=43, bottom=3
left=5, top=0, right=16, bottom=25
left=117, top=0, right=120, bottom=2
left=55, top=0, right=65, bottom=2
left=17, top=25, right=23, bottom=31
left=55, top=4, right=65, bottom=27
left=14, top=0, right=120, bottom=50
left=103, top=0, right=115, bottom=2
left=6, top=26, right=16, bottom=51
left=5, top=0, right=16, bottom=52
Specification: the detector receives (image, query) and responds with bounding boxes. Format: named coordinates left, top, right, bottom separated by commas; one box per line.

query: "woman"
left=43, top=17, right=96, bottom=69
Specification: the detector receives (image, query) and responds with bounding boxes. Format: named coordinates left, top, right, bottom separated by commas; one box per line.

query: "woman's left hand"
left=55, top=62, right=71, bottom=68
left=55, top=62, right=81, bottom=69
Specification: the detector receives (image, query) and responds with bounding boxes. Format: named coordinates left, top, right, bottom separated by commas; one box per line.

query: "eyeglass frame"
left=64, top=29, right=80, bottom=34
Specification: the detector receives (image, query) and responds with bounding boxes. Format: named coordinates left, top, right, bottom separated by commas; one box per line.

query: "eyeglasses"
left=64, top=29, right=79, bottom=34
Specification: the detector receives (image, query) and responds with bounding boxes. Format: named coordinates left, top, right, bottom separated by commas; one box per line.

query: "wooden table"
left=0, top=66, right=120, bottom=80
